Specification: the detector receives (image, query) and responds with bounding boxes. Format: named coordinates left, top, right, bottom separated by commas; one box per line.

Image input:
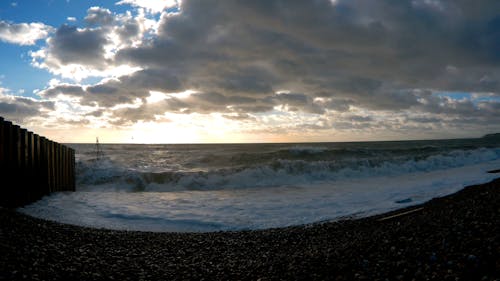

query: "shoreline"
left=1, top=177, right=499, bottom=280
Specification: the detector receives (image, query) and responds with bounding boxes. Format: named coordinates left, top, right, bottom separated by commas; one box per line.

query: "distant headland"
left=482, top=133, right=500, bottom=139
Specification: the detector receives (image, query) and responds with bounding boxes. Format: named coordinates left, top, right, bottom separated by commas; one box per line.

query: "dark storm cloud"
left=40, top=68, right=183, bottom=107
left=119, top=69, right=182, bottom=92
left=314, top=98, right=352, bottom=112
left=41, top=84, right=86, bottom=98
left=272, top=93, right=325, bottom=114
left=0, top=94, right=54, bottom=123
left=222, top=113, right=255, bottom=121
left=35, top=7, right=145, bottom=75
left=48, top=24, right=109, bottom=66
left=116, top=19, right=141, bottom=43
left=113, top=0, right=499, bottom=111
left=38, top=0, right=500, bottom=132
left=112, top=91, right=263, bottom=123
left=0, top=102, right=38, bottom=116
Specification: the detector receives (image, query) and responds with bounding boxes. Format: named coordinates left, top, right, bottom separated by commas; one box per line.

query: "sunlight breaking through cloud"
left=0, top=0, right=499, bottom=142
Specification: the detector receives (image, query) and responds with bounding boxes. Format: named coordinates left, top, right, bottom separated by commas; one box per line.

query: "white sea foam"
left=72, top=147, right=500, bottom=192
left=19, top=159, right=500, bottom=232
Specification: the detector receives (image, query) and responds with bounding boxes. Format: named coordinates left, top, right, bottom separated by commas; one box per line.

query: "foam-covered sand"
left=2, top=177, right=499, bottom=280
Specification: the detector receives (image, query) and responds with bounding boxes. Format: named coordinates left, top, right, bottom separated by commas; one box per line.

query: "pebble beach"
left=1, top=178, right=499, bottom=280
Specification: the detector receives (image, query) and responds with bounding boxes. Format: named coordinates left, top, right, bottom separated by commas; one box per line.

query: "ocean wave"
left=286, top=146, right=328, bottom=155
left=75, top=147, right=500, bottom=192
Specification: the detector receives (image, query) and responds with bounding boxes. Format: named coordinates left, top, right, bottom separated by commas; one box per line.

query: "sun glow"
left=125, top=113, right=233, bottom=143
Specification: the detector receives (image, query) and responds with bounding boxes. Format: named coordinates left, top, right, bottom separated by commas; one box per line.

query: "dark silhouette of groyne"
left=0, top=116, right=75, bottom=208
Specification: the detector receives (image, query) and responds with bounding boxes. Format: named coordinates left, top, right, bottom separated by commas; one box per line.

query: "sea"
left=19, top=137, right=500, bottom=232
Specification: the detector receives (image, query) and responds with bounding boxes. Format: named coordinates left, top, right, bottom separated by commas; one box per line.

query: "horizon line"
left=61, top=135, right=490, bottom=145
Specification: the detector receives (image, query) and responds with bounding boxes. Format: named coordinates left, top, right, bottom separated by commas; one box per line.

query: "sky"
left=0, top=0, right=499, bottom=143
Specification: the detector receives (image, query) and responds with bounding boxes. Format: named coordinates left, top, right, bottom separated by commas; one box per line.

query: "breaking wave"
left=76, top=147, right=500, bottom=192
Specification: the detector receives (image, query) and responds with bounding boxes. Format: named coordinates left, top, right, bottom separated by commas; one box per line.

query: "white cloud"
left=32, top=45, right=142, bottom=81
left=0, top=20, right=54, bottom=45
left=0, top=86, right=9, bottom=95
left=67, top=17, right=77, bottom=22
left=85, top=7, right=114, bottom=25
left=30, top=7, right=155, bottom=81
left=116, top=0, right=179, bottom=14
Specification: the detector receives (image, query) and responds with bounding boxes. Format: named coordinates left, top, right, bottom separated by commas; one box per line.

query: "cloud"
left=30, top=24, right=112, bottom=80
left=26, top=0, right=500, bottom=139
left=49, top=25, right=110, bottom=65
left=116, top=0, right=179, bottom=14
left=273, top=92, right=325, bottom=114
left=30, top=7, right=151, bottom=80
left=85, top=7, right=115, bottom=26
left=0, top=20, right=53, bottom=45
left=114, top=0, right=500, bottom=110
left=39, top=68, right=182, bottom=108
left=0, top=90, right=54, bottom=123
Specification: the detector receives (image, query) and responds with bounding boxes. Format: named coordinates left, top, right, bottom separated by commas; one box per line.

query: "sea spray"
left=74, top=144, right=500, bottom=192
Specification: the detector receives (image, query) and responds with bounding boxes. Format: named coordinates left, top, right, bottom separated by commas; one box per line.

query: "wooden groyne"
left=0, top=117, right=75, bottom=208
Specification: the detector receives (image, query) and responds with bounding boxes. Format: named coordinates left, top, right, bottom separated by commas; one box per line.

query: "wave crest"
left=75, top=147, right=500, bottom=192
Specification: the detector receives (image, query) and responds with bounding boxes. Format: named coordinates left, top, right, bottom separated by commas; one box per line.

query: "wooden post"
left=2, top=120, right=14, bottom=207
left=0, top=119, right=5, bottom=206
left=34, top=134, right=40, bottom=170
left=63, top=146, right=69, bottom=190
left=57, top=143, right=62, bottom=191
left=33, top=134, right=41, bottom=199
left=27, top=131, right=34, bottom=202
left=51, top=141, right=56, bottom=193
left=61, top=145, right=65, bottom=190
left=20, top=129, right=27, bottom=168
left=4, top=121, right=12, bottom=164
left=58, top=143, right=63, bottom=191
left=54, top=143, right=59, bottom=192
left=44, top=138, right=50, bottom=194
left=19, top=129, right=28, bottom=205
left=12, top=125, right=21, bottom=206
left=13, top=125, right=21, bottom=168
left=40, top=137, right=49, bottom=196
left=52, top=141, right=56, bottom=193
left=0, top=117, right=4, bottom=169
left=48, top=141, right=54, bottom=193
left=27, top=132, right=34, bottom=167
left=61, top=144, right=65, bottom=190
left=66, top=146, right=70, bottom=191
left=71, top=148, right=76, bottom=191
